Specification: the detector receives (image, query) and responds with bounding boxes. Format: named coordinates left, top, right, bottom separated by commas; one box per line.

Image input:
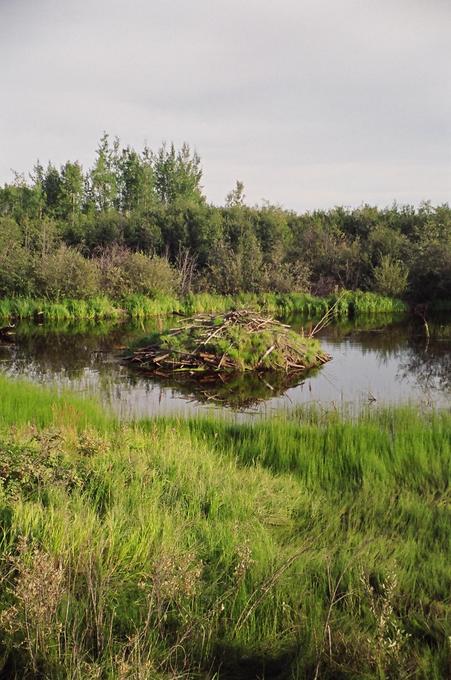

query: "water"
left=0, top=313, right=449, bottom=418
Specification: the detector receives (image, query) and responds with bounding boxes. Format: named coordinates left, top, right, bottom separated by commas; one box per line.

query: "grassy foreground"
left=0, top=291, right=408, bottom=322
left=0, top=377, right=449, bottom=679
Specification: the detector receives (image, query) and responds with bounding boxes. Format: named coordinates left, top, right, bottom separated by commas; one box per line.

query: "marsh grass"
left=0, top=375, right=113, bottom=431
left=0, top=291, right=408, bottom=323
left=0, top=379, right=448, bottom=678
left=0, top=297, right=121, bottom=322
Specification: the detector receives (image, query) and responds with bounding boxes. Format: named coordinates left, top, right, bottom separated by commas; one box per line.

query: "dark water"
left=0, top=313, right=450, bottom=418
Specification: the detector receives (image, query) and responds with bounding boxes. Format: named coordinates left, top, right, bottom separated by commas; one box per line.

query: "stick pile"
left=126, top=310, right=330, bottom=377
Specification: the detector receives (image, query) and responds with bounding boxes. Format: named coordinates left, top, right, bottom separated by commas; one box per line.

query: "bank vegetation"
left=0, top=135, right=450, bottom=307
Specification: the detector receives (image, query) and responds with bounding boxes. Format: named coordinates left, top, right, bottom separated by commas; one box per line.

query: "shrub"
left=409, top=242, right=451, bottom=301
left=206, top=232, right=265, bottom=294
left=0, top=218, right=31, bottom=296
left=120, top=251, right=179, bottom=296
left=34, top=245, right=100, bottom=299
left=263, top=261, right=311, bottom=293
left=97, top=246, right=179, bottom=297
left=373, top=255, right=409, bottom=298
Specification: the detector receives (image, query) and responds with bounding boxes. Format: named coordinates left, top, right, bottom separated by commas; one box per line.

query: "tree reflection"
left=398, top=343, right=451, bottom=393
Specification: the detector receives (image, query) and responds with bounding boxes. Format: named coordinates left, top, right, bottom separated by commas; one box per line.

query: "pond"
left=0, top=312, right=450, bottom=418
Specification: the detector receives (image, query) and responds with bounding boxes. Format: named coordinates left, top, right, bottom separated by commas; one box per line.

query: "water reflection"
left=126, top=362, right=320, bottom=409
left=0, top=313, right=449, bottom=418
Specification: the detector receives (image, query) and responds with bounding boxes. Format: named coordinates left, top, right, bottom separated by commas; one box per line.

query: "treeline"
left=1, top=134, right=450, bottom=302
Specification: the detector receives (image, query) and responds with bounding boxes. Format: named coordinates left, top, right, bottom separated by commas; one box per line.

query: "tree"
left=42, top=163, right=62, bottom=215
left=59, top=161, right=84, bottom=225
left=225, top=180, right=245, bottom=208
left=0, top=217, right=31, bottom=295
left=254, top=203, right=291, bottom=264
left=0, top=172, right=45, bottom=223
left=154, top=143, right=203, bottom=205
left=117, top=146, right=155, bottom=213
left=88, top=133, right=118, bottom=211
left=373, top=255, right=409, bottom=298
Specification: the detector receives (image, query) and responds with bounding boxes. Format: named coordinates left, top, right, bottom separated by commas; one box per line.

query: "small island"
left=127, top=310, right=330, bottom=376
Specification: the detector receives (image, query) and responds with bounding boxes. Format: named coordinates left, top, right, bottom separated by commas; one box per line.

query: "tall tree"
left=154, top=143, right=203, bottom=205
left=42, top=163, right=62, bottom=215
left=89, top=133, right=118, bottom=211
left=59, top=161, right=85, bottom=225
left=225, top=180, right=245, bottom=208
left=117, top=146, right=155, bottom=213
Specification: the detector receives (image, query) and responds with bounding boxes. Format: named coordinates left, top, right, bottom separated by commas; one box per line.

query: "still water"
left=0, top=313, right=450, bottom=418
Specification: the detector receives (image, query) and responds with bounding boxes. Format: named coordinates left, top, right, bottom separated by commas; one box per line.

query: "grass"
left=331, top=290, right=408, bottom=315
left=0, top=375, right=113, bottom=431
left=0, top=297, right=122, bottom=322
left=0, top=377, right=449, bottom=678
left=0, top=291, right=408, bottom=323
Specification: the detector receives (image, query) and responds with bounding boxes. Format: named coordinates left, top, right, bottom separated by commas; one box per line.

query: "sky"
left=0, top=0, right=450, bottom=211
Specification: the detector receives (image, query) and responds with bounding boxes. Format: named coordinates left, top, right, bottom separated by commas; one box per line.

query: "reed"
left=121, top=293, right=183, bottom=318
left=0, top=377, right=448, bottom=678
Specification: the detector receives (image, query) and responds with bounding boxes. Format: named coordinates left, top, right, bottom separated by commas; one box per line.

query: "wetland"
left=0, top=310, right=449, bottom=416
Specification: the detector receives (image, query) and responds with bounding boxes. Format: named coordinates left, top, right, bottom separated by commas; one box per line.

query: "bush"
left=34, top=246, right=100, bottom=299
left=373, top=255, right=409, bottom=298
left=263, top=261, right=311, bottom=293
left=409, top=243, right=451, bottom=301
left=0, top=218, right=31, bottom=296
left=97, top=246, right=179, bottom=297
left=120, top=251, right=179, bottom=296
left=206, top=231, right=265, bottom=294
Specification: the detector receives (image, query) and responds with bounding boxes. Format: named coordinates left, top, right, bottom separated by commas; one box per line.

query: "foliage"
left=96, top=246, right=179, bottom=298
left=0, top=137, right=450, bottom=303
left=153, top=142, right=203, bottom=205
left=373, top=255, right=409, bottom=298
left=0, top=218, right=31, bottom=297
left=0, top=378, right=448, bottom=678
left=33, top=246, right=100, bottom=300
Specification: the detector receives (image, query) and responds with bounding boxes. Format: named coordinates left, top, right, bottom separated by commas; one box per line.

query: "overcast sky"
left=1, top=0, right=450, bottom=210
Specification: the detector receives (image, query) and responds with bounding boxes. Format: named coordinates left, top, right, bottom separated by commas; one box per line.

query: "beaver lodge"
left=126, top=310, right=331, bottom=379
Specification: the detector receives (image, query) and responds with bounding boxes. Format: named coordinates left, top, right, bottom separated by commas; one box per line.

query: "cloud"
left=1, top=0, right=449, bottom=209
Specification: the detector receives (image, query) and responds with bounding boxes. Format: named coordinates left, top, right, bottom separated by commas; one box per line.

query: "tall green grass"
left=0, top=291, right=408, bottom=323
left=0, top=378, right=448, bottom=678
left=0, top=375, right=113, bottom=431
left=121, top=293, right=183, bottom=318
left=0, top=297, right=121, bottom=322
